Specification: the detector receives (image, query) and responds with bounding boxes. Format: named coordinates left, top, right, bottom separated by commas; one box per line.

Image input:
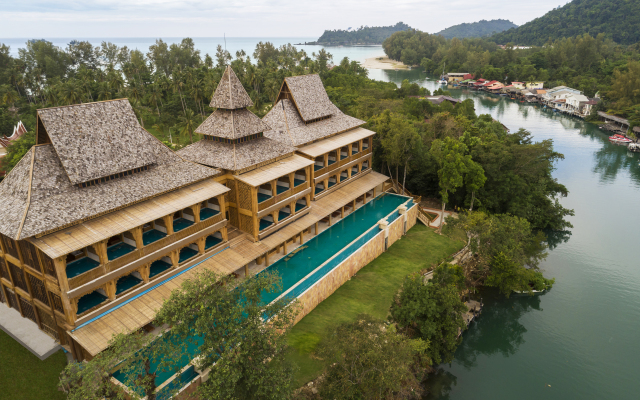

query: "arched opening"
left=142, top=221, right=167, bottom=246
left=205, top=232, right=224, bottom=250
left=149, top=257, right=172, bottom=279
left=314, top=156, right=325, bottom=171
left=315, top=181, right=326, bottom=195
left=276, top=176, right=290, bottom=194
left=327, top=150, right=337, bottom=166
left=351, top=165, right=359, bottom=176
left=327, top=175, right=338, bottom=189
left=294, top=169, right=307, bottom=187
left=340, top=146, right=349, bottom=160
left=200, top=197, right=221, bottom=220
left=259, top=215, right=274, bottom=231
left=351, top=141, right=360, bottom=155
left=340, top=169, right=349, bottom=181
left=106, top=234, right=136, bottom=261
left=258, top=183, right=273, bottom=204
left=178, top=243, right=199, bottom=264
left=115, top=272, right=143, bottom=296
left=278, top=205, right=292, bottom=221
left=295, top=197, right=308, bottom=212
left=65, top=248, right=100, bottom=278
left=76, top=289, right=108, bottom=315
left=173, top=210, right=194, bottom=232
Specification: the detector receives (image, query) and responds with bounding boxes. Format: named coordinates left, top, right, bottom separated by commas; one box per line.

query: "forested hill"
left=492, top=0, right=640, bottom=45
left=436, top=19, right=517, bottom=39
left=313, top=22, right=411, bottom=44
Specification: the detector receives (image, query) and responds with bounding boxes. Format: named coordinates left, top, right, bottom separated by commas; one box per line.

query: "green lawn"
left=286, top=223, right=464, bottom=386
left=0, top=329, right=67, bottom=400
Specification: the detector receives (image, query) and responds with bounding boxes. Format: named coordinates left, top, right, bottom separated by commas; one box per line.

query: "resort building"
left=0, top=68, right=419, bottom=396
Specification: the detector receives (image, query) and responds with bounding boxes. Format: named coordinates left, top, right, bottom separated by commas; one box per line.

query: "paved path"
left=0, top=302, right=61, bottom=360
left=421, top=207, right=457, bottom=228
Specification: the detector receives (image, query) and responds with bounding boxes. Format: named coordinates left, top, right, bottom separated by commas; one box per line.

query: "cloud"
left=0, top=0, right=567, bottom=38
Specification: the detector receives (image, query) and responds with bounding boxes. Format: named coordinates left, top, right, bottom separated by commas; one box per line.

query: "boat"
left=609, top=134, right=632, bottom=143
left=438, top=62, right=447, bottom=84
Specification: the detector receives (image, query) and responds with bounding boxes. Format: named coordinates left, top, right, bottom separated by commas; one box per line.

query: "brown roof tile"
left=194, top=108, right=270, bottom=139
left=284, top=74, right=335, bottom=122
left=37, top=100, right=158, bottom=185
left=210, top=66, right=253, bottom=109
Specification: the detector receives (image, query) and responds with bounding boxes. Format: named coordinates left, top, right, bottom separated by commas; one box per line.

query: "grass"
left=0, top=329, right=67, bottom=400
left=286, top=223, right=464, bottom=386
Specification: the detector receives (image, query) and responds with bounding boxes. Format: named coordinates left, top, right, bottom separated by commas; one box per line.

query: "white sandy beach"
left=363, top=55, right=409, bottom=70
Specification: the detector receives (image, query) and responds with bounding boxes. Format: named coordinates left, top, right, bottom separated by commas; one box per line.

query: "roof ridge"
left=36, top=98, right=128, bottom=112
left=15, top=147, right=36, bottom=240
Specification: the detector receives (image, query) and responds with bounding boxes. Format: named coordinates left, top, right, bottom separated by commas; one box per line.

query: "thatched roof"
left=194, top=108, right=270, bottom=139
left=283, top=74, right=334, bottom=122
left=0, top=136, right=219, bottom=241
left=177, top=137, right=295, bottom=172
left=38, top=100, right=157, bottom=185
left=210, top=66, right=253, bottom=109
left=263, top=99, right=364, bottom=147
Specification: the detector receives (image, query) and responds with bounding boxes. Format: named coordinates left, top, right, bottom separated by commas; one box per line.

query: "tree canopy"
left=436, top=19, right=517, bottom=40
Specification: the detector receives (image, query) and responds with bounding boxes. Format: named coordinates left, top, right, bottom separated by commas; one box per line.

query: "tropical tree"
left=177, top=108, right=198, bottom=144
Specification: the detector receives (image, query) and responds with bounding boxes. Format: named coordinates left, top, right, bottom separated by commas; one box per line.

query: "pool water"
left=107, top=242, right=136, bottom=261
left=143, top=229, right=167, bottom=246
left=199, top=207, right=219, bottom=220
left=77, top=290, right=108, bottom=314
left=149, top=260, right=172, bottom=278
left=173, top=218, right=194, bottom=232
left=66, top=257, right=100, bottom=278
left=258, top=193, right=409, bottom=306
left=115, top=274, right=143, bottom=295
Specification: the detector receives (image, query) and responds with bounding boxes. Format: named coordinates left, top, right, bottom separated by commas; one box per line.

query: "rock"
left=311, top=388, right=318, bottom=394
left=307, top=382, right=314, bottom=387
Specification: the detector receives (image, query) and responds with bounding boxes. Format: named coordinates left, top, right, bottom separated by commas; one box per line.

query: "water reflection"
left=424, top=289, right=544, bottom=399
left=545, top=230, right=572, bottom=250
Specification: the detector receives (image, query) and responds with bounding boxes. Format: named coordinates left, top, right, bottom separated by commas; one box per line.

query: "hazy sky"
left=0, top=0, right=571, bottom=38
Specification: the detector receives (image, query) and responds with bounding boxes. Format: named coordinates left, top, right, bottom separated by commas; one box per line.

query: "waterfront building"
left=525, top=81, right=545, bottom=90
left=445, top=72, right=470, bottom=83
left=0, top=66, right=418, bottom=389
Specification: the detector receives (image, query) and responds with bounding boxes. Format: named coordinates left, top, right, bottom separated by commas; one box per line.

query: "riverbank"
left=286, top=223, right=463, bottom=387
left=363, top=55, right=409, bottom=69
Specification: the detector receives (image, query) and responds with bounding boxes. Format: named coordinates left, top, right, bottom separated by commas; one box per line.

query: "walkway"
left=0, top=303, right=61, bottom=360
left=421, top=207, right=457, bottom=228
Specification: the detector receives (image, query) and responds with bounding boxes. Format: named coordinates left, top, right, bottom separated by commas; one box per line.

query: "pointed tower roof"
left=210, top=66, right=253, bottom=109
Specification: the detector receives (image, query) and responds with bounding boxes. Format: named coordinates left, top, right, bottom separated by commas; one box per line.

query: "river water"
left=3, top=37, right=638, bottom=398
left=376, top=69, right=640, bottom=400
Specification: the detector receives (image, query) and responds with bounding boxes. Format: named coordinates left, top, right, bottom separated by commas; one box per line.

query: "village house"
left=445, top=73, right=470, bottom=83
left=0, top=67, right=418, bottom=396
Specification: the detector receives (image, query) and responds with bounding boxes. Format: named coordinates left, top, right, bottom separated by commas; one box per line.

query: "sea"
left=2, top=36, right=639, bottom=400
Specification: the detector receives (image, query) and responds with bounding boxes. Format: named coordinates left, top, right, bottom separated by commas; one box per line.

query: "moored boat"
left=609, top=134, right=632, bottom=143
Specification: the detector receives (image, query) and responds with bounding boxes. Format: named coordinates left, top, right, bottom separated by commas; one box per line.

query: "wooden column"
left=52, top=256, right=76, bottom=325
left=289, top=172, right=295, bottom=192
left=105, top=281, right=116, bottom=301
left=94, top=240, right=109, bottom=265
left=140, top=264, right=150, bottom=283
left=197, top=237, right=205, bottom=255
left=192, top=203, right=202, bottom=224
left=244, top=265, right=249, bottom=277
left=352, top=199, right=356, bottom=210
left=163, top=215, right=174, bottom=235
left=341, top=206, right=345, bottom=219
left=218, top=194, right=227, bottom=217
left=169, top=250, right=179, bottom=267
left=299, top=232, right=304, bottom=244
left=283, top=240, right=288, bottom=254
left=221, top=226, right=228, bottom=242
left=265, top=252, right=270, bottom=267
left=315, top=222, right=319, bottom=235
left=131, top=226, right=143, bottom=249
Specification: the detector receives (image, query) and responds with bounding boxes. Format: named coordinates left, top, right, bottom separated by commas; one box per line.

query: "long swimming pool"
left=113, top=193, right=411, bottom=396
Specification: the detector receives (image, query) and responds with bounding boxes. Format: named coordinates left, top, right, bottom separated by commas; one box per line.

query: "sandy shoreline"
left=363, top=56, right=409, bottom=70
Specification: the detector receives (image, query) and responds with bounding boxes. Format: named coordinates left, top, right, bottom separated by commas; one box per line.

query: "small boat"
left=438, top=79, right=448, bottom=85
left=609, top=134, right=632, bottom=143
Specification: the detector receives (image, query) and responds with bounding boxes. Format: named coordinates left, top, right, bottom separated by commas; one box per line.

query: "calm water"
left=3, top=36, right=638, bottom=398
left=384, top=71, right=640, bottom=400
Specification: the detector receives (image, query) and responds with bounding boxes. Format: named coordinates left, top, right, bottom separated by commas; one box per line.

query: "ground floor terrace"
left=61, top=172, right=417, bottom=398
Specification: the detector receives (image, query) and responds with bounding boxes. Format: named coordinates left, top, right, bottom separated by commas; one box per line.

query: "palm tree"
left=148, top=84, right=163, bottom=116
left=2, top=89, right=19, bottom=110
left=190, top=79, right=205, bottom=118
left=59, top=80, right=83, bottom=105
left=177, top=109, right=198, bottom=144
left=97, top=82, right=112, bottom=101
left=172, top=70, right=187, bottom=115
left=108, top=71, right=125, bottom=94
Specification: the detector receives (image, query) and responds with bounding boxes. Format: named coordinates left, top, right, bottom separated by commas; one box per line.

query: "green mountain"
left=492, top=0, right=640, bottom=45
left=436, top=19, right=517, bottom=39
left=313, top=22, right=412, bottom=45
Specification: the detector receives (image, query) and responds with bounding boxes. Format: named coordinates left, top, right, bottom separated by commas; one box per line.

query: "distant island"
left=304, top=22, right=412, bottom=45
left=436, top=19, right=517, bottom=39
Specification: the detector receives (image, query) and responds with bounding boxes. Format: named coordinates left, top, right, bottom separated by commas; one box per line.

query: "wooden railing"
left=313, top=149, right=371, bottom=179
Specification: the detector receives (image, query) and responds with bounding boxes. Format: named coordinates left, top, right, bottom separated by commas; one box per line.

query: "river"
left=3, top=36, right=638, bottom=399
left=376, top=69, right=640, bottom=400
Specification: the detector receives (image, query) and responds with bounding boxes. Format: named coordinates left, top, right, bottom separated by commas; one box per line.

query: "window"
left=76, top=289, right=108, bottom=315
left=259, top=215, right=274, bottom=231
left=178, top=244, right=199, bottom=263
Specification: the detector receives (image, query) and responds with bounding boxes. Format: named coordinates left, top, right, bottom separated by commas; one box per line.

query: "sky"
left=0, top=0, right=572, bottom=38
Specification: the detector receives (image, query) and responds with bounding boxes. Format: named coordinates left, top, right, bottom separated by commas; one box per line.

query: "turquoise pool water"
left=113, top=193, right=410, bottom=394
left=258, top=193, right=409, bottom=306
left=116, top=274, right=142, bottom=295
left=173, top=218, right=194, bottom=232
left=66, top=257, right=100, bottom=278
left=149, top=260, right=172, bottom=278
left=77, top=290, right=108, bottom=314
left=257, top=192, right=272, bottom=203
left=107, top=242, right=136, bottom=261
left=199, top=207, right=219, bottom=220
left=143, top=229, right=167, bottom=246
